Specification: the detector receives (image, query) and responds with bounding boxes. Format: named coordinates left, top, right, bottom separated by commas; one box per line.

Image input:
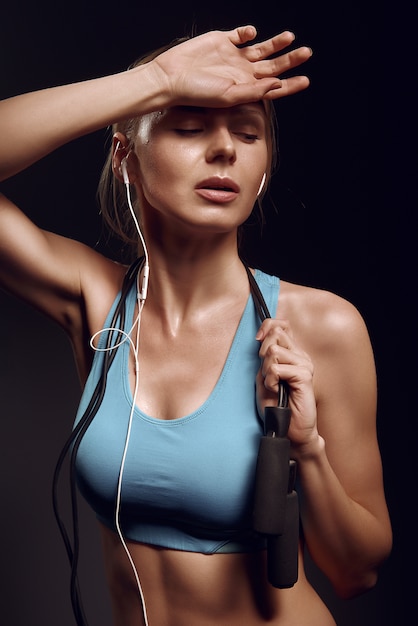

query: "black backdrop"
left=0, top=1, right=409, bottom=624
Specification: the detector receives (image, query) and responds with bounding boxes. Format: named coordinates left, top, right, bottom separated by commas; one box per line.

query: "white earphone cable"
left=89, top=176, right=150, bottom=625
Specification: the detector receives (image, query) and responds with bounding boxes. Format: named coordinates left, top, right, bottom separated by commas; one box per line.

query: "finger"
left=259, top=338, right=310, bottom=370
left=261, top=346, right=297, bottom=379
left=227, top=78, right=282, bottom=103
left=256, top=318, right=293, bottom=342
left=245, top=31, right=297, bottom=62
left=262, top=353, right=314, bottom=390
left=263, top=365, right=283, bottom=392
left=253, top=46, right=313, bottom=79
left=228, top=25, right=258, bottom=46
left=264, top=337, right=294, bottom=360
left=263, top=76, right=310, bottom=100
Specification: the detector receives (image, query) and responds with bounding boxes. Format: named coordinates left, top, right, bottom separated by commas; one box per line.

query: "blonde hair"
left=97, top=37, right=278, bottom=262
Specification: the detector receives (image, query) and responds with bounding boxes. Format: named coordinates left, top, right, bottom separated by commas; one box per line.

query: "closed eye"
left=175, top=129, right=260, bottom=142
left=174, top=128, right=202, bottom=135
left=235, top=132, right=260, bottom=143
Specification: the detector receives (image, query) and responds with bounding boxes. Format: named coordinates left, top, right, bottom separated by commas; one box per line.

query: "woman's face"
left=131, top=103, right=269, bottom=237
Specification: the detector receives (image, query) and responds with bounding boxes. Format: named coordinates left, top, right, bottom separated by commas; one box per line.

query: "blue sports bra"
left=74, top=269, right=280, bottom=554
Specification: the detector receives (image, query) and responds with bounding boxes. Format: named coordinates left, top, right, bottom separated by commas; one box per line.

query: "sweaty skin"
left=0, top=26, right=391, bottom=626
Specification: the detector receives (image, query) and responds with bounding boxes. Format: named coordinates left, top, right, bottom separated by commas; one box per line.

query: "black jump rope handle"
left=253, top=402, right=299, bottom=588
left=245, top=266, right=299, bottom=588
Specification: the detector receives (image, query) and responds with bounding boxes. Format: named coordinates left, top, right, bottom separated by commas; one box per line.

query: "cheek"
left=135, top=145, right=187, bottom=210
left=138, top=143, right=167, bottom=184
left=138, top=143, right=195, bottom=194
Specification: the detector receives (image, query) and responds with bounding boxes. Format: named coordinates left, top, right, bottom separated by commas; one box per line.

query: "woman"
left=0, top=26, right=392, bottom=626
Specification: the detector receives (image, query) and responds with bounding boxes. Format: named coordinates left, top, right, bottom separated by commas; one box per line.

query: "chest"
left=75, top=306, right=264, bottom=545
left=130, top=305, right=252, bottom=420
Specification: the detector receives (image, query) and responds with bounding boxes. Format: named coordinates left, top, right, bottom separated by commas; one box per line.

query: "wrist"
left=128, top=60, right=173, bottom=113
left=108, top=62, right=171, bottom=123
left=291, top=433, right=325, bottom=463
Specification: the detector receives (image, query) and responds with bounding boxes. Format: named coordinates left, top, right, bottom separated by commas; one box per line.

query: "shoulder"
left=278, top=281, right=377, bottom=431
left=277, top=280, right=372, bottom=358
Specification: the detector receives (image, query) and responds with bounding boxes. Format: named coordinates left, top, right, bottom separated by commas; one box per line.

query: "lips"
left=195, top=176, right=240, bottom=203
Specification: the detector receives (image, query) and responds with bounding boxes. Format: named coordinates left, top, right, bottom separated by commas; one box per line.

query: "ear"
left=112, top=132, right=138, bottom=184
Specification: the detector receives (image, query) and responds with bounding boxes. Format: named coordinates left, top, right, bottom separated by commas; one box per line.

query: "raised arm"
left=0, top=27, right=311, bottom=181
left=0, top=26, right=312, bottom=374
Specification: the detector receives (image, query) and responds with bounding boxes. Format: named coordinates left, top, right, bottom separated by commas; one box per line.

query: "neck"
left=138, top=238, right=250, bottom=327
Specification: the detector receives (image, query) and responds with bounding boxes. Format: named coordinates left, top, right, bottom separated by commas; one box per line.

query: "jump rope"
left=52, top=170, right=150, bottom=624
left=52, top=165, right=298, bottom=626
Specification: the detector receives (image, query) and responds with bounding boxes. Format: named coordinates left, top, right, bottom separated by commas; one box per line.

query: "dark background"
left=0, top=1, right=411, bottom=624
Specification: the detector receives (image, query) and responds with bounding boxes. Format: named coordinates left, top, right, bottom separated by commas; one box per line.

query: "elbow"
left=335, top=526, right=393, bottom=599
left=333, top=569, right=379, bottom=600
left=332, top=543, right=392, bottom=600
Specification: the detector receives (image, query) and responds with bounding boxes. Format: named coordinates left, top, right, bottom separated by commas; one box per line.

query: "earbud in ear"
left=257, top=172, right=267, bottom=198
left=114, top=139, right=130, bottom=184
left=121, top=158, right=130, bottom=185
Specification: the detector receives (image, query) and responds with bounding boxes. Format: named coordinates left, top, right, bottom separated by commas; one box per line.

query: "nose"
left=205, top=126, right=236, bottom=164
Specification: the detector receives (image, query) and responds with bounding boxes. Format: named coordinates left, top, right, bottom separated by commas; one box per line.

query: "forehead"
left=166, top=102, right=267, bottom=119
